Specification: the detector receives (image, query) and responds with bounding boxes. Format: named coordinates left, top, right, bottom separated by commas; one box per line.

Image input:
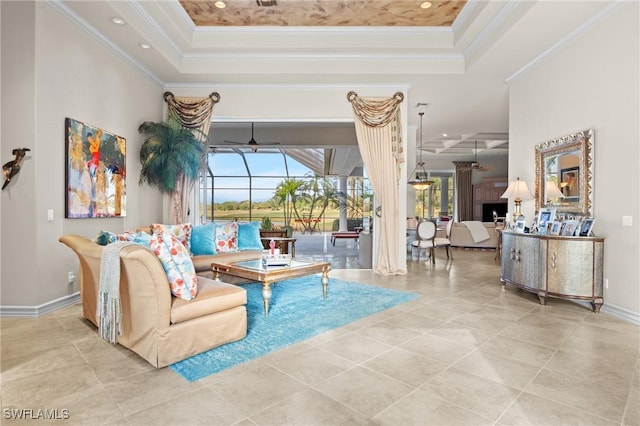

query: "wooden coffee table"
left=210, top=259, right=331, bottom=316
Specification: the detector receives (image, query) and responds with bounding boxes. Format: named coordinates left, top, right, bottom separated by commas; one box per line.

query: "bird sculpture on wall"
left=2, top=148, right=31, bottom=190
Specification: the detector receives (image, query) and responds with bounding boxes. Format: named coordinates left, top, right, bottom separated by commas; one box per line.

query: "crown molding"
left=164, top=82, right=411, bottom=90
left=126, top=0, right=183, bottom=58
left=48, top=0, right=163, bottom=87
left=506, top=0, right=625, bottom=83
left=463, top=0, right=522, bottom=61
left=192, top=25, right=452, bottom=36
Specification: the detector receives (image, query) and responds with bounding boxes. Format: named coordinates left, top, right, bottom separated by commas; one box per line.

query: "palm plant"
left=138, top=112, right=205, bottom=223
left=291, top=175, right=337, bottom=233
left=273, top=179, right=304, bottom=226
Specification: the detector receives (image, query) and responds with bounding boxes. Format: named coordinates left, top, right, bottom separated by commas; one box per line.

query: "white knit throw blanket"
left=98, top=241, right=136, bottom=344
left=461, top=221, right=490, bottom=243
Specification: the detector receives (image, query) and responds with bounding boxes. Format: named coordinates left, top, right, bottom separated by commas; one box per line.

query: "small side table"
left=260, top=237, right=297, bottom=257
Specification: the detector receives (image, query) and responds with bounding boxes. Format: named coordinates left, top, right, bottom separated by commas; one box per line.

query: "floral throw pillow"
left=151, top=223, right=192, bottom=253
left=215, top=222, right=239, bottom=253
left=149, top=230, right=197, bottom=301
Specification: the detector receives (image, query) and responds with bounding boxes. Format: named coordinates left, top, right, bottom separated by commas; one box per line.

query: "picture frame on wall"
left=65, top=117, right=126, bottom=218
left=579, top=218, right=596, bottom=236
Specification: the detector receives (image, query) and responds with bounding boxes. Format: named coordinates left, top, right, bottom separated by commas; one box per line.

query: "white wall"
left=508, top=3, right=639, bottom=317
left=1, top=2, right=164, bottom=308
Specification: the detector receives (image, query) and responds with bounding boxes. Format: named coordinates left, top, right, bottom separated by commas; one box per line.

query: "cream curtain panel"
left=163, top=92, right=220, bottom=223
left=454, top=161, right=473, bottom=221
left=348, top=91, right=406, bottom=276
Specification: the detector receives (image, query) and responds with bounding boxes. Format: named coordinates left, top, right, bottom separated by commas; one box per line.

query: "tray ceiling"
left=179, top=0, right=466, bottom=27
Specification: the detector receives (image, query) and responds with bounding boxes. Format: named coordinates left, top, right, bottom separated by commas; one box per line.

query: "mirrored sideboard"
left=500, top=231, right=604, bottom=312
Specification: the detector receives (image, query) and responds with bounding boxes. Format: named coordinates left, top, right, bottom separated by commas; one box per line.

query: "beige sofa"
left=449, top=222, right=499, bottom=249
left=59, top=235, right=259, bottom=368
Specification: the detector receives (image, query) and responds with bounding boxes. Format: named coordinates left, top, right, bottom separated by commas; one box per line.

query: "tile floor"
left=1, top=249, right=639, bottom=425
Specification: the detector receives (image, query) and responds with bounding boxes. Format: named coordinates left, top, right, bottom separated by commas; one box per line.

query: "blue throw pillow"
left=95, top=230, right=117, bottom=246
left=191, top=223, right=217, bottom=255
left=133, top=231, right=152, bottom=246
left=238, top=221, right=263, bottom=251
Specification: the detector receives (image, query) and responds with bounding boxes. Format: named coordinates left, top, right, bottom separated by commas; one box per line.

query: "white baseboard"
left=601, top=303, right=640, bottom=325
left=557, top=300, right=639, bottom=325
left=1, top=291, right=637, bottom=325
left=0, top=292, right=80, bottom=317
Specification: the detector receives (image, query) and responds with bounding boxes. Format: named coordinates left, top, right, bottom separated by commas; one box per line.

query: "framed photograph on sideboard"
left=549, top=221, right=563, bottom=235
left=515, top=216, right=527, bottom=233
left=562, top=220, right=579, bottom=236
left=537, top=207, right=556, bottom=235
left=579, top=218, right=596, bottom=236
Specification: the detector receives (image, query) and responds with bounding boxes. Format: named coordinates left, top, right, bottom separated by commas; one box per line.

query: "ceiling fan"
left=221, top=123, right=281, bottom=152
left=462, top=140, right=489, bottom=171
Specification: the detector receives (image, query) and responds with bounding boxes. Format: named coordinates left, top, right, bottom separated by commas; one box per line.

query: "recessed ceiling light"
left=111, top=17, right=126, bottom=25
left=442, top=133, right=448, bottom=137
left=139, top=43, right=151, bottom=49
left=420, top=1, right=432, bottom=9
left=214, top=1, right=226, bottom=8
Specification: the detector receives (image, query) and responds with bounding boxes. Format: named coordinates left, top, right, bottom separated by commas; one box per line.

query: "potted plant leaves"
left=138, top=112, right=205, bottom=223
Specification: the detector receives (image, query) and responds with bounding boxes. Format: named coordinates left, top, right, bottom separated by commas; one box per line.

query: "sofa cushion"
left=191, top=249, right=263, bottom=273
left=151, top=223, right=192, bottom=253
left=170, top=277, right=247, bottom=324
left=149, top=231, right=197, bottom=300
left=237, top=221, right=263, bottom=251
left=191, top=223, right=217, bottom=255
left=215, top=222, right=239, bottom=253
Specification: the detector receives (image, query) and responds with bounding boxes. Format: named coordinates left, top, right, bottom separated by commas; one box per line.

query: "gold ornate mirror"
left=535, top=129, right=593, bottom=216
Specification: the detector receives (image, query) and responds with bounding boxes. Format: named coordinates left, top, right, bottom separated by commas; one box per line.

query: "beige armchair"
left=59, top=235, right=248, bottom=368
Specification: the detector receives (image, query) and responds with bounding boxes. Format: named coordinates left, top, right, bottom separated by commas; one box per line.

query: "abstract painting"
left=65, top=118, right=126, bottom=218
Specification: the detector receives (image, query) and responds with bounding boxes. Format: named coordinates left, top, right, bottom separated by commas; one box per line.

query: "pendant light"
left=408, top=112, right=434, bottom=190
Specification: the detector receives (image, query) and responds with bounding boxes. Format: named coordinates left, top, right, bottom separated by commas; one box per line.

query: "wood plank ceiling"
left=179, top=0, right=466, bottom=27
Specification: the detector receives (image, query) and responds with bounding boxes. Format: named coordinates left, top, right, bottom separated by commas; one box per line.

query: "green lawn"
left=204, top=207, right=344, bottom=232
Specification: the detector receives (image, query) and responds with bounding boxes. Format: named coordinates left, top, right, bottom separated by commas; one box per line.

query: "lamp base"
left=512, top=199, right=523, bottom=222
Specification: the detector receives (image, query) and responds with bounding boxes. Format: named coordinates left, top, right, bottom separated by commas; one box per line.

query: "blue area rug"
left=170, top=276, right=418, bottom=381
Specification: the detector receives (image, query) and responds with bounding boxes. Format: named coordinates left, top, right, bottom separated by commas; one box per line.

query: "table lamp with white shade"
left=500, top=177, right=533, bottom=222
left=545, top=180, right=565, bottom=206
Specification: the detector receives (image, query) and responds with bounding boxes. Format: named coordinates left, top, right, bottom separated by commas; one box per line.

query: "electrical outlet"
left=68, top=271, right=76, bottom=283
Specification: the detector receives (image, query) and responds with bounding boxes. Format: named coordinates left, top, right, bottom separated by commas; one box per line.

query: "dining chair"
left=410, top=220, right=436, bottom=263
left=433, top=219, right=453, bottom=260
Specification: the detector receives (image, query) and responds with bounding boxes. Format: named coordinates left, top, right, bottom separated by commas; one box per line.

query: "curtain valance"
left=163, top=92, right=220, bottom=223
